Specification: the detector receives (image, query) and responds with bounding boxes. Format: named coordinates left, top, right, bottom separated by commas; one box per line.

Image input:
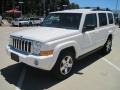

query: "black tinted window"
left=98, top=13, right=107, bottom=26
left=41, top=13, right=82, bottom=30
left=83, top=14, right=97, bottom=31
left=108, top=13, right=113, bottom=24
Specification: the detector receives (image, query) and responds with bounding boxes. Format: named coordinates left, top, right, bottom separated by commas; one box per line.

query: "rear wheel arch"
left=100, top=34, right=113, bottom=54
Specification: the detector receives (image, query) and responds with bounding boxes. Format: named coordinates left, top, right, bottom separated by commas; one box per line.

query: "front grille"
left=11, top=37, right=32, bottom=53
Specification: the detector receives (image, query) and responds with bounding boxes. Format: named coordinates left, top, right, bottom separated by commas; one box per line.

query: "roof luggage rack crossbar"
left=80, top=7, right=111, bottom=11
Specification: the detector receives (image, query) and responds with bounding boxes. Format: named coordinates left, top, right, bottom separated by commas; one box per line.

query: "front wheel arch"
left=59, top=46, right=76, bottom=58
left=49, top=41, right=80, bottom=71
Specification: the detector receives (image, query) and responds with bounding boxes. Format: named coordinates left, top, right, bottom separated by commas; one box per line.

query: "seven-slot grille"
left=11, top=37, right=32, bottom=53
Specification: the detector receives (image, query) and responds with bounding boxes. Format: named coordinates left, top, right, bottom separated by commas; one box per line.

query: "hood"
left=11, top=27, right=78, bottom=43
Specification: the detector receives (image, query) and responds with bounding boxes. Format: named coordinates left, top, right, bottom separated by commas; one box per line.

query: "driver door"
left=81, top=13, right=99, bottom=53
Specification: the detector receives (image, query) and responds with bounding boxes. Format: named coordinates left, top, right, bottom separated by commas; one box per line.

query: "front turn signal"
left=40, top=50, right=53, bottom=56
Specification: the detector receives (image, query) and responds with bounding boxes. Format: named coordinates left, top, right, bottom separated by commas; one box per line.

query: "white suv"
left=11, top=18, right=30, bottom=27
left=6, top=8, right=115, bottom=79
left=28, top=17, right=43, bottom=26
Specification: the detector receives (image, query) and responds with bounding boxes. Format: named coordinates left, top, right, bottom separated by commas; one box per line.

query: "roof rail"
left=92, top=7, right=111, bottom=11
left=80, top=7, right=111, bottom=11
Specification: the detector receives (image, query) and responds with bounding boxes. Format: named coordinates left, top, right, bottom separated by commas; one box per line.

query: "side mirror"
left=82, top=24, right=96, bottom=33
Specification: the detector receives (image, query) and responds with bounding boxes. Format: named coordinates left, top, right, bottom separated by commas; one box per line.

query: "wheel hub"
left=60, top=56, right=73, bottom=75
left=106, top=40, right=112, bottom=52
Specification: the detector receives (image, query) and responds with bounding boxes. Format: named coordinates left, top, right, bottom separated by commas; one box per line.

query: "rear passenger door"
left=82, top=13, right=99, bottom=52
left=97, top=13, right=109, bottom=46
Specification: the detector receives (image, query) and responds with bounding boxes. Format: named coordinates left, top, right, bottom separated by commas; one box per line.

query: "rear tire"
left=101, top=38, right=112, bottom=54
left=29, top=22, right=32, bottom=26
left=19, top=23, right=22, bottom=27
left=52, top=51, right=75, bottom=80
left=12, top=23, right=14, bottom=26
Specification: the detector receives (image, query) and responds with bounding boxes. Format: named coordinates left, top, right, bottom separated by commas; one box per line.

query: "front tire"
left=52, top=51, right=75, bottom=80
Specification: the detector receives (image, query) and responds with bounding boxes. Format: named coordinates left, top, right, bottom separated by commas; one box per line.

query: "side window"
left=98, top=13, right=107, bottom=26
left=83, top=14, right=97, bottom=32
left=108, top=13, right=113, bottom=24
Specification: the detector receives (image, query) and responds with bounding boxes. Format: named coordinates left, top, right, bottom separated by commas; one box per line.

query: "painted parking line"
left=102, top=57, right=120, bottom=72
left=16, top=66, right=27, bottom=90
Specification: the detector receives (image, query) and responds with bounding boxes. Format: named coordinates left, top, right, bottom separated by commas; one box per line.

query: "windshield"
left=41, top=13, right=82, bottom=30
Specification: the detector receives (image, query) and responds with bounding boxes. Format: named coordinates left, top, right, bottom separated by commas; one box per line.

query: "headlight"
left=32, top=41, right=42, bottom=55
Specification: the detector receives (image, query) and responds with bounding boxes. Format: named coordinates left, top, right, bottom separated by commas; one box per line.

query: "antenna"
left=115, top=0, right=118, bottom=14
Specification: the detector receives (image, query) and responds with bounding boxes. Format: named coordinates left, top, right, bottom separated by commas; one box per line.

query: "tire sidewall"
left=103, top=39, right=112, bottom=54
left=19, top=23, right=22, bottom=27
left=52, top=51, right=75, bottom=79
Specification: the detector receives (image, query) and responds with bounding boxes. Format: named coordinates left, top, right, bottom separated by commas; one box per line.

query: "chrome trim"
left=11, top=36, right=32, bottom=54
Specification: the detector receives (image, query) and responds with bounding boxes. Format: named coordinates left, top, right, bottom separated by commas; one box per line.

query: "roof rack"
left=80, top=7, right=111, bottom=11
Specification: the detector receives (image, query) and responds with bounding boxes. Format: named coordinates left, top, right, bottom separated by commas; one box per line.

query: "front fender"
left=50, top=41, right=80, bottom=69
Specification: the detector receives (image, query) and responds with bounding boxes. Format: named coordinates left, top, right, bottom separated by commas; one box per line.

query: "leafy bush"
left=5, top=17, right=13, bottom=23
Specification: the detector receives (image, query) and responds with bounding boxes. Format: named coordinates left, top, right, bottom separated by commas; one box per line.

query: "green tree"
left=0, top=0, right=80, bottom=16
left=68, top=3, right=80, bottom=9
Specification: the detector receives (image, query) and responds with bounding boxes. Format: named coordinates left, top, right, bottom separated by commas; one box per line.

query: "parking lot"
left=0, top=26, right=120, bottom=90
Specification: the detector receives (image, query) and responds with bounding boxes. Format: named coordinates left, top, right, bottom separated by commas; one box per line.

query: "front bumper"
left=6, top=45, right=55, bottom=71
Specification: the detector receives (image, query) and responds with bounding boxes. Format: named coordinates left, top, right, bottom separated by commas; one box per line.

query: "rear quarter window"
left=98, top=13, right=107, bottom=26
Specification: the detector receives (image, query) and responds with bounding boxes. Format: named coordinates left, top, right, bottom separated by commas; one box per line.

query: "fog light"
left=34, top=60, right=39, bottom=65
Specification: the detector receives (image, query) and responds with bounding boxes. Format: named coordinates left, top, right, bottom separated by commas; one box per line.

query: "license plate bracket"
left=11, top=53, right=19, bottom=62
